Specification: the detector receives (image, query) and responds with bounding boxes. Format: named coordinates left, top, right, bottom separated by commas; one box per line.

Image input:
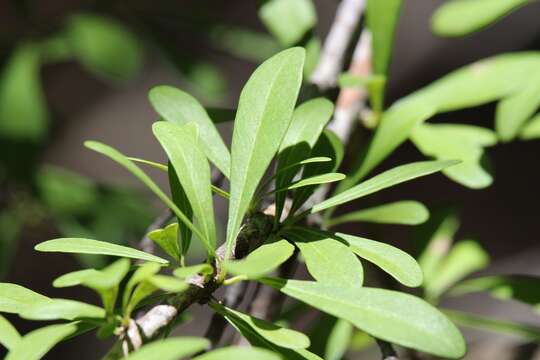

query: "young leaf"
left=210, top=302, right=310, bottom=349
left=425, top=240, right=489, bottom=301
left=148, top=275, right=189, bottom=292
left=431, top=0, right=531, bottom=37
left=312, top=160, right=458, bottom=213
left=66, top=13, right=142, bottom=81
left=367, top=0, right=402, bottom=76
left=261, top=278, right=466, bottom=359
left=126, top=282, right=158, bottom=316
left=226, top=239, right=295, bottom=278
left=153, top=122, right=216, bottom=253
left=336, top=232, right=423, bottom=288
left=193, top=346, right=280, bottom=360
left=148, top=223, right=181, bottom=262
left=0, top=283, right=50, bottom=314
left=275, top=98, right=334, bottom=220
left=173, top=264, right=213, bottom=279
left=20, top=299, right=105, bottom=321
left=5, top=323, right=78, bottom=360
left=0, top=314, right=20, bottom=350
left=124, top=337, right=210, bottom=360
left=328, top=200, right=429, bottom=227
left=148, top=86, right=231, bottom=177
left=282, top=227, right=363, bottom=286
left=35, top=238, right=168, bottom=264
left=226, top=47, right=305, bottom=259
left=283, top=173, right=345, bottom=191
left=54, top=259, right=129, bottom=290
left=122, top=262, right=161, bottom=311
left=520, top=112, right=540, bottom=140
left=325, top=319, right=353, bottom=360
left=259, top=0, right=317, bottom=46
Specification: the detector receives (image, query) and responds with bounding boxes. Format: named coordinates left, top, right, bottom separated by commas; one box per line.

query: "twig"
left=376, top=339, right=400, bottom=360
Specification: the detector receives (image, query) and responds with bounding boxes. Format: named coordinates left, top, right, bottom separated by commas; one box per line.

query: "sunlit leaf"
left=337, top=232, right=423, bottom=287
left=124, top=337, right=210, bottom=360
left=259, top=0, right=317, bottom=46
left=210, top=26, right=280, bottom=63
left=122, top=262, right=161, bottom=311
left=303, top=36, right=321, bottom=78
left=226, top=48, right=304, bottom=259
left=20, top=299, right=105, bottom=321
left=282, top=227, right=363, bottom=286
left=0, top=314, right=20, bottom=350
left=148, top=275, right=188, bottom=293
left=149, top=86, right=230, bottom=177
left=173, top=264, right=213, bottom=279
left=281, top=173, right=345, bottom=191
left=35, top=238, right=168, bottom=264
left=325, top=319, right=353, bottom=360
left=0, top=283, right=50, bottom=314
left=261, top=278, right=466, bottom=359
left=193, top=346, right=280, bottom=360
left=328, top=200, right=429, bottom=227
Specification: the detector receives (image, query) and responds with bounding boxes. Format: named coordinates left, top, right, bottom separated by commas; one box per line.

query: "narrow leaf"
left=125, top=337, right=210, bottom=360
left=329, top=200, right=429, bottom=227
left=261, top=279, right=466, bottom=359
left=336, top=232, right=423, bottom=287
left=0, top=314, right=20, bottom=350
left=226, top=47, right=305, bottom=258
left=193, top=346, right=280, bottom=360
left=173, top=264, right=213, bottom=279
left=20, top=299, right=105, bottom=321
left=149, top=86, right=230, bottom=177
left=284, top=173, right=345, bottom=191
left=0, top=283, right=50, bottom=314
left=148, top=275, right=189, bottom=293
left=520, top=112, right=540, bottom=140
left=122, top=262, right=161, bottom=311
left=325, top=319, right=353, bottom=360
left=312, top=160, right=458, bottom=213
left=259, top=0, right=317, bottom=46
left=226, top=239, right=295, bottom=278
left=367, top=0, right=402, bottom=76
left=35, top=238, right=168, bottom=264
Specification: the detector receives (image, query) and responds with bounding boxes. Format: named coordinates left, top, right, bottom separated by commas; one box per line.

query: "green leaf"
left=226, top=47, right=305, bottom=259
left=0, top=314, right=20, bottom=350
left=303, top=37, right=321, bottom=78
left=367, top=0, right=402, bottom=76
left=313, top=160, right=458, bottom=213
left=329, top=200, right=429, bottom=227
left=411, top=123, right=496, bottom=189
left=261, top=279, right=466, bottom=358
left=35, top=238, right=168, bottom=264
left=281, top=173, right=345, bottom=191
left=153, top=122, right=216, bottom=254
left=125, top=337, right=210, bottom=360
left=495, top=71, right=540, bottom=141
left=148, top=86, right=231, bottom=177
left=275, top=98, right=334, bottom=220
left=84, top=141, right=203, bottom=242
left=325, top=319, right=353, bottom=360
left=193, top=346, right=280, bottom=360
left=520, top=113, right=540, bottom=140
left=122, top=262, right=161, bottom=311
left=282, top=227, right=363, bottom=286
left=425, top=240, right=489, bottom=301
left=66, top=13, right=142, bottom=81
left=226, top=239, right=295, bottom=278
left=431, top=0, right=531, bottom=37
left=0, top=283, right=50, bottom=314
left=20, top=299, right=105, bottom=321
left=336, top=232, right=423, bottom=288
left=173, top=264, right=213, bottom=279
left=210, top=26, right=281, bottom=63
left=0, top=44, right=47, bottom=141
left=5, top=323, right=78, bottom=360
left=259, top=0, right=317, bottom=46
left=211, top=303, right=310, bottom=349
left=168, top=164, right=193, bottom=256
left=148, top=223, right=181, bottom=262
left=126, top=282, right=158, bottom=316
left=148, top=275, right=188, bottom=292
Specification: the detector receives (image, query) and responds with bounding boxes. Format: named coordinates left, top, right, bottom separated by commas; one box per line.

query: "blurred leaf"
left=337, top=232, right=423, bottom=288
left=153, top=122, right=216, bottom=254
left=173, top=264, right=213, bottom=279
left=124, top=337, right=210, bottom=360
left=186, top=62, right=227, bottom=102
left=39, top=34, right=72, bottom=63
left=210, top=26, right=281, bottom=62
left=325, top=319, right=353, bottom=360
left=122, top=262, right=161, bottom=311
left=411, top=123, right=496, bottom=189
left=126, top=281, right=158, bottom=316
left=5, top=322, right=78, bottom=360
left=0, top=44, right=47, bottom=141
left=66, top=13, right=143, bottom=81
left=425, top=240, right=489, bottom=301
left=193, top=346, right=280, bottom=360
left=37, top=165, right=99, bottom=216
left=367, top=0, right=402, bottom=77
left=445, top=309, right=540, bottom=341
left=349, top=330, right=374, bottom=351
left=303, top=37, right=321, bottom=78
left=85, top=141, right=202, bottom=242
left=283, top=227, right=363, bottom=286
left=149, top=86, right=230, bottom=177
left=226, top=48, right=304, bottom=259
left=520, top=113, right=540, bottom=140
left=148, top=223, right=181, bottom=263
left=431, top=0, right=531, bottom=37
left=0, top=314, right=20, bottom=350
left=275, top=98, right=334, bottom=220
left=226, top=238, right=294, bottom=278
left=259, top=0, right=317, bottom=46
left=148, top=275, right=188, bottom=292
left=20, top=299, right=105, bottom=321
left=313, top=160, right=458, bottom=213
left=496, top=72, right=540, bottom=141
left=0, top=211, right=22, bottom=279
left=0, top=283, right=50, bottom=314
left=35, top=238, right=168, bottom=264
left=329, top=200, right=429, bottom=227
left=211, top=303, right=310, bottom=349
left=261, top=278, right=466, bottom=359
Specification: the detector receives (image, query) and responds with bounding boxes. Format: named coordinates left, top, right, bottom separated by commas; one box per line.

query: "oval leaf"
left=0, top=283, right=50, bottom=314
left=329, top=200, right=429, bottom=226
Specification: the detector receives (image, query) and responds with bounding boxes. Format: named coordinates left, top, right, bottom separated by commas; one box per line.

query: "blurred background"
left=1, top=0, right=540, bottom=358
